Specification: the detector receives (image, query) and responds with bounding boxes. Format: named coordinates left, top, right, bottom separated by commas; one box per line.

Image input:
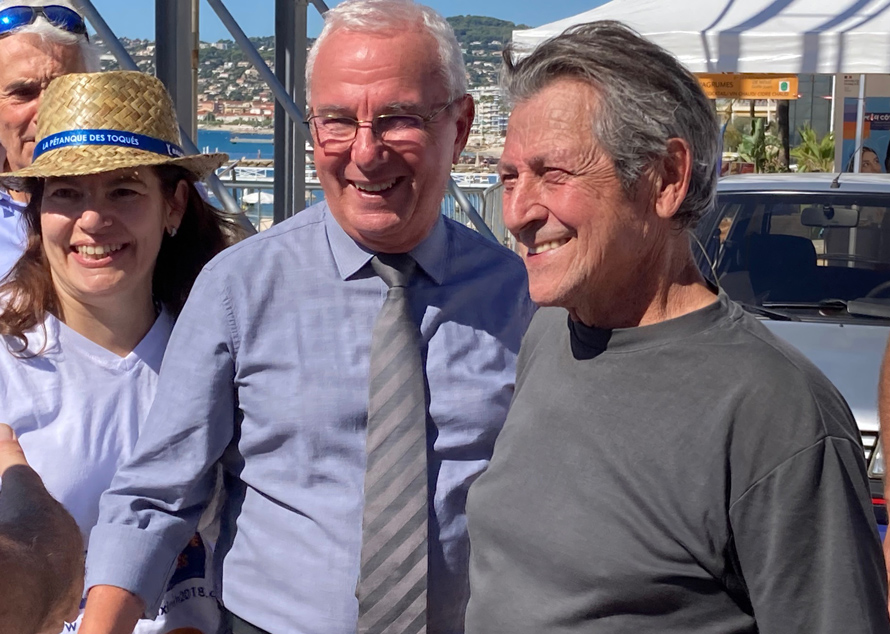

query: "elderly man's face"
left=0, top=33, right=84, bottom=172
left=499, top=79, right=662, bottom=322
left=309, top=29, right=472, bottom=253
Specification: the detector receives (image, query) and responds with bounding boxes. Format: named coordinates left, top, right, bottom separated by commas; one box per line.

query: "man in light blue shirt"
left=79, top=2, right=533, bottom=634
left=0, top=189, right=26, bottom=278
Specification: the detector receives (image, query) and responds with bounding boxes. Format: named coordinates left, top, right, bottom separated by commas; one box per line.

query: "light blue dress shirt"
left=86, top=201, right=534, bottom=634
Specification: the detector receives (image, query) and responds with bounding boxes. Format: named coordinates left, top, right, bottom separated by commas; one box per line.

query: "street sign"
left=697, top=74, right=799, bottom=99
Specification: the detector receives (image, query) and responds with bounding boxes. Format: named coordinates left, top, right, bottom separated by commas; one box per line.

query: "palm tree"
left=737, top=119, right=786, bottom=172
left=790, top=124, right=834, bottom=172
left=777, top=100, right=790, bottom=168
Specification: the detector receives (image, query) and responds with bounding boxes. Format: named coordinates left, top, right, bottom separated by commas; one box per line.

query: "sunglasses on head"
left=0, top=5, right=88, bottom=40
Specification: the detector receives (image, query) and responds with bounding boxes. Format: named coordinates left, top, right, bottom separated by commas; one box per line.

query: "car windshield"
left=698, top=192, right=890, bottom=320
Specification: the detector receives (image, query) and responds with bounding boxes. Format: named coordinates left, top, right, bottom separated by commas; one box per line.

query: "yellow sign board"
left=697, top=74, right=799, bottom=100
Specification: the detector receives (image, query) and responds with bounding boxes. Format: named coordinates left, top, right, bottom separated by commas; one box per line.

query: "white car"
left=695, top=173, right=890, bottom=527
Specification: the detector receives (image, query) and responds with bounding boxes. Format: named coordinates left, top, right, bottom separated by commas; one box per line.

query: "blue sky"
left=88, top=1, right=609, bottom=41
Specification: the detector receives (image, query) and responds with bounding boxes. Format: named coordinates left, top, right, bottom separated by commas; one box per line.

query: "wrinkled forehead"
left=0, top=29, right=81, bottom=59
left=0, top=32, right=84, bottom=79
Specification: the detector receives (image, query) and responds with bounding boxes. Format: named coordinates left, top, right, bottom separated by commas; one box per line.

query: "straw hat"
left=2, top=71, right=228, bottom=182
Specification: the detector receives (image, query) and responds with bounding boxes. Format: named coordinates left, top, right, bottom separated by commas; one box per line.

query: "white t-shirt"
left=0, top=311, right=221, bottom=634
left=0, top=189, right=26, bottom=279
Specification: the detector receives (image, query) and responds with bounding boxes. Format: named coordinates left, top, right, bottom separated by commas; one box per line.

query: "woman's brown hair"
left=0, top=165, right=244, bottom=352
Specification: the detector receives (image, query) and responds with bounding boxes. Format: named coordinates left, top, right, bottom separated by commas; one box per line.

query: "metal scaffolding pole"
left=205, top=0, right=310, bottom=139
left=71, top=0, right=256, bottom=236
left=206, top=0, right=313, bottom=225
left=448, top=181, right=497, bottom=243
left=275, top=0, right=308, bottom=222
left=155, top=0, right=198, bottom=142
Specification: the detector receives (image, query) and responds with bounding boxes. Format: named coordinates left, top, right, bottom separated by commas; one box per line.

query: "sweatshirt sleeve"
left=729, top=435, right=890, bottom=633
left=85, top=267, right=238, bottom=617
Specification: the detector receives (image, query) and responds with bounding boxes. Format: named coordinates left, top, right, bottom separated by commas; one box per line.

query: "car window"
left=699, top=192, right=890, bottom=318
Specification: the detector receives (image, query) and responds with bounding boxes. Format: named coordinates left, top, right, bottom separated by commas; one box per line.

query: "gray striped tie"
left=358, top=253, right=429, bottom=634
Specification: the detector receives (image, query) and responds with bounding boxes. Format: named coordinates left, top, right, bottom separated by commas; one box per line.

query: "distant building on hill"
left=469, top=86, right=508, bottom=139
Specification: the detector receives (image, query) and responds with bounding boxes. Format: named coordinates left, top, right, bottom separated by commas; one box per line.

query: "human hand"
left=0, top=423, right=27, bottom=474
left=884, top=532, right=890, bottom=618
left=0, top=423, right=84, bottom=634
left=78, top=585, right=146, bottom=634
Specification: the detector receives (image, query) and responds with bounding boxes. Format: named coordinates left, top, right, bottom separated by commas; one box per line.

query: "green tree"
left=723, top=126, right=743, bottom=152
left=737, top=118, right=788, bottom=173
left=446, top=15, right=528, bottom=43
left=790, top=124, right=835, bottom=172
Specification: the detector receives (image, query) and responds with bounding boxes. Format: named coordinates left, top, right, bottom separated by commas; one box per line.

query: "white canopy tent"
left=513, top=0, right=890, bottom=171
left=513, top=0, right=890, bottom=74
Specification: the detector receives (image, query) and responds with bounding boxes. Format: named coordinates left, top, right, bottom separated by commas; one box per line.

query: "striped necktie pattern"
left=357, top=253, right=429, bottom=634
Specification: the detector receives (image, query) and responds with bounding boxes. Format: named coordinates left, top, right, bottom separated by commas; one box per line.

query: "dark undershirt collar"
left=569, top=292, right=730, bottom=359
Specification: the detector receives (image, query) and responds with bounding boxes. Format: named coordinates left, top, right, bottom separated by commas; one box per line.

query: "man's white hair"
left=0, top=0, right=99, bottom=71
left=305, top=0, right=466, bottom=104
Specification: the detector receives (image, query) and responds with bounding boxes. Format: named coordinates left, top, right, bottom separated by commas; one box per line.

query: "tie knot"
left=371, top=253, right=416, bottom=288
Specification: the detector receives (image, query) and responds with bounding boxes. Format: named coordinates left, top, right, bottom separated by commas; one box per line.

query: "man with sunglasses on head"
left=79, top=1, right=532, bottom=634
left=0, top=1, right=97, bottom=277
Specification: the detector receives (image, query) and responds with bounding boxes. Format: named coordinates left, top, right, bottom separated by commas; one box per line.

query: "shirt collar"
left=0, top=189, right=25, bottom=217
left=325, top=202, right=447, bottom=285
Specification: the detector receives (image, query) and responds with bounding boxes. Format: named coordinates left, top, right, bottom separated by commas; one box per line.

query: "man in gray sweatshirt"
left=466, top=20, right=890, bottom=634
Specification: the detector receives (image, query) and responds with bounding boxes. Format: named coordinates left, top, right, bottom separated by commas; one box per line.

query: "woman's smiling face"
left=39, top=166, right=185, bottom=313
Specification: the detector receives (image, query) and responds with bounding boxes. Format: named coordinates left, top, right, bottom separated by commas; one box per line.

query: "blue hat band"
left=33, top=129, right=185, bottom=162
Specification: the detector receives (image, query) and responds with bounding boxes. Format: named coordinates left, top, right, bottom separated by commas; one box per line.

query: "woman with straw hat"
left=0, top=70, right=238, bottom=634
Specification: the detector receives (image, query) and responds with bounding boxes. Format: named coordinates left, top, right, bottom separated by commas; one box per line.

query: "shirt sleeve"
left=85, top=267, right=239, bottom=617
left=729, top=435, right=890, bottom=633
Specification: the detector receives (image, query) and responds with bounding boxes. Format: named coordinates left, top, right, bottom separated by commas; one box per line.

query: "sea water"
left=197, top=128, right=275, bottom=160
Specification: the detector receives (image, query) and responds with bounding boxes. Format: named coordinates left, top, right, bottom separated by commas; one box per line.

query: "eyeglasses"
left=306, top=99, right=459, bottom=146
left=0, top=5, right=89, bottom=41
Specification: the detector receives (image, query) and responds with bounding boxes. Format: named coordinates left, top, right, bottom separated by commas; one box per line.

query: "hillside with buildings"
left=449, top=16, right=528, bottom=87
left=96, top=15, right=519, bottom=141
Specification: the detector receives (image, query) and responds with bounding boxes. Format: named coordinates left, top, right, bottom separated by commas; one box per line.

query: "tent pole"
left=829, top=75, right=836, bottom=134
left=853, top=74, right=866, bottom=173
